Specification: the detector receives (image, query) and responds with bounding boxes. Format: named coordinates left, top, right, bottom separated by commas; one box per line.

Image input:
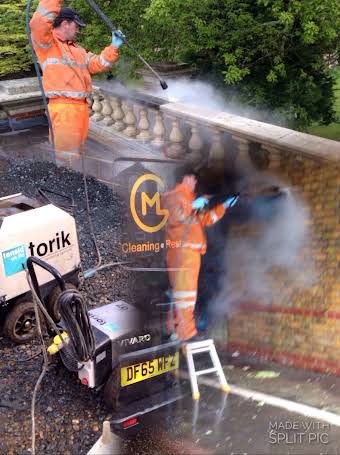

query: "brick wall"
left=227, top=153, right=340, bottom=374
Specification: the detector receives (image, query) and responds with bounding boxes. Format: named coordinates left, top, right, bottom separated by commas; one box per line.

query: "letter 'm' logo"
left=130, top=174, right=168, bottom=233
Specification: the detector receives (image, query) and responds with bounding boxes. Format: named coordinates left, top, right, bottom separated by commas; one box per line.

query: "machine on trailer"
left=0, top=192, right=81, bottom=343
left=27, top=256, right=182, bottom=434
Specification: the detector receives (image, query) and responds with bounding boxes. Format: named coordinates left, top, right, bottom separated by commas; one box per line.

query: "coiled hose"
left=58, top=288, right=96, bottom=363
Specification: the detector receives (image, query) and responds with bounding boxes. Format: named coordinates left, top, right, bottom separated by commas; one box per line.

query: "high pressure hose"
left=25, top=0, right=55, bottom=151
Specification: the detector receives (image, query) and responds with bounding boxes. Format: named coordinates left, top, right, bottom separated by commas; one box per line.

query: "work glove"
left=192, top=196, right=209, bottom=210
left=111, top=30, right=125, bottom=48
left=223, top=195, right=239, bottom=208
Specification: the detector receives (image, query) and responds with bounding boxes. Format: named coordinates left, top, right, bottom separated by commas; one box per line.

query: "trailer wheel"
left=4, top=301, right=38, bottom=344
left=46, top=283, right=77, bottom=322
left=103, top=369, right=120, bottom=410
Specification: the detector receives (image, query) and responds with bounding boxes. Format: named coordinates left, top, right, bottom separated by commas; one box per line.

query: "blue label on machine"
left=104, top=322, right=118, bottom=333
left=2, top=245, right=27, bottom=277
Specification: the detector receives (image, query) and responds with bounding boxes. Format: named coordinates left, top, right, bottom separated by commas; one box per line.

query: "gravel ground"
left=0, top=157, right=137, bottom=455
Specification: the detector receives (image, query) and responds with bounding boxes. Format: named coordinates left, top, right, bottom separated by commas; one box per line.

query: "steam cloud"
left=210, top=171, right=315, bottom=316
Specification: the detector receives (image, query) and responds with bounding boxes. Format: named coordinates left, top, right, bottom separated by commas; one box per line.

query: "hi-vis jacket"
left=30, top=0, right=119, bottom=100
left=162, top=183, right=226, bottom=255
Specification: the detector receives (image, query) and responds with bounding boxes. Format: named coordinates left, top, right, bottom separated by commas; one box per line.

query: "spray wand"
left=83, top=0, right=168, bottom=90
left=195, top=186, right=289, bottom=214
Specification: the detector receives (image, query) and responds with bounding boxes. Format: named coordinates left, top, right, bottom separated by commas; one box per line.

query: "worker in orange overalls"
left=162, top=168, right=239, bottom=342
left=30, top=1, right=123, bottom=166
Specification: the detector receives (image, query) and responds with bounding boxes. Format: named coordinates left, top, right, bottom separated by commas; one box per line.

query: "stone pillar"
left=136, top=105, right=151, bottom=142
left=152, top=110, right=165, bottom=146
left=168, top=116, right=184, bottom=158
left=188, top=121, right=203, bottom=168
left=111, top=97, right=125, bottom=132
left=91, top=94, right=104, bottom=122
left=123, top=102, right=138, bottom=137
left=102, top=97, right=114, bottom=126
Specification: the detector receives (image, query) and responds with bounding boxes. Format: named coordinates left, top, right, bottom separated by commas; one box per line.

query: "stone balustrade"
left=87, top=82, right=340, bottom=176
left=1, top=77, right=339, bottom=178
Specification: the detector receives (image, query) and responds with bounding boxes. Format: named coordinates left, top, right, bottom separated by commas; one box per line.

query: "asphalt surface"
left=117, top=383, right=340, bottom=455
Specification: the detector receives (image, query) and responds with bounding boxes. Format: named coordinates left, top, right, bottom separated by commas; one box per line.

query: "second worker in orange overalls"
left=162, top=168, right=239, bottom=342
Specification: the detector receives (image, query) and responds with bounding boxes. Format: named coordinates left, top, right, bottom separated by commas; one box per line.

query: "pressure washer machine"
left=27, top=256, right=182, bottom=434
left=0, top=193, right=81, bottom=343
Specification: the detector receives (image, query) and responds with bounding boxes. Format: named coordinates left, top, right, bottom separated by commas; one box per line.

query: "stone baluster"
left=232, top=136, right=252, bottom=169
left=168, top=116, right=184, bottom=158
left=102, top=97, right=114, bottom=126
left=123, top=102, right=138, bottom=137
left=208, top=127, right=224, bottom=167
left=91, top=94, right=104, bottom=122
left=188, top=121, right=203, bottom=167
left=152, top=110, right=165, bottom=146
left=111, top=97, right=125, bottom=131
left=136, top=105, right=151, bottom=142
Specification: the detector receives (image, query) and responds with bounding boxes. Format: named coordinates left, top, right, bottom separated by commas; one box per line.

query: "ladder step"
left=187, top=347, right=213, bottom=355
left=195, top=367, right=218, bottom=376
left=185, top=339, right=229, bottom=400
left=186, top=340, right=214, bottom=349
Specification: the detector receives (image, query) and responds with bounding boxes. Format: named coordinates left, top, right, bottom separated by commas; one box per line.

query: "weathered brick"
left=228, top=157, right=340, bottom=373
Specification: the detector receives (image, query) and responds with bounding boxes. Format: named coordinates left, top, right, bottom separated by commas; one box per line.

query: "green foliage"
left=71, top=0, right=339, bottom=128
left=139, top=0, right=339, bottom=129
left=0, top=0, right=38, bottom=79
left=1, top=0, right=338, bottom=129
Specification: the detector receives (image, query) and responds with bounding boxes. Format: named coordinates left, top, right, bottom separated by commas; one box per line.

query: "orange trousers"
left=48, top=100, right=89, bottom=154
left=166, top=248, right=201, bottom=341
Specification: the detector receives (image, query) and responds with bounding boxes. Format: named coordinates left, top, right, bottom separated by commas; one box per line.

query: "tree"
left=0, top=0, right=38, bottom=79
left=1, top=0, right=338, bottom=129
left=140, top=0, right=340, bottom=129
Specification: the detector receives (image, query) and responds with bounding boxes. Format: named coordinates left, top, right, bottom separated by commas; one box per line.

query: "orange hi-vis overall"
left=162, top=184, right=226, bottom=341
left=30, top=0, right=119, bottom=156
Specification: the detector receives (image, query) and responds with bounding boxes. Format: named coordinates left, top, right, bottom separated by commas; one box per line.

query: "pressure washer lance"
left=84, top=0, right=168, bottom=90
left=195, top=185, right=289, bottom=213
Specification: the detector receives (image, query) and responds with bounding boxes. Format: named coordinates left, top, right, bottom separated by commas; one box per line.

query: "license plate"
left=121, top=352, right=179, bottom=387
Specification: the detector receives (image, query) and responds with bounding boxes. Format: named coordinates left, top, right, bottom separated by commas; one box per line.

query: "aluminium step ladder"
left=185, top=339, right=230, bottom=400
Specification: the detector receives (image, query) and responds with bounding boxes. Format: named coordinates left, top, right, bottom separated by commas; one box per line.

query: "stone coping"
left=0, top=78, right=42, bottom=106
left=161, top=103, right=340, bottom=163
left=0, top=77, right=38, bottom=95
left=93, top=82, right=167, bottom=108
left=0, top=91, right=42, bottom=106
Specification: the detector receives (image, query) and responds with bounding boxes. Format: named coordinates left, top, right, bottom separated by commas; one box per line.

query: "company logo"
left=130, top=174, right=169, bottom=233
left=28, top=230, right=71, bottom=257
left=2, top=244, right=26, bottom=277
left=119, top=334, right=151, bottom=347
left=2, top=231, right=72, bottom=278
